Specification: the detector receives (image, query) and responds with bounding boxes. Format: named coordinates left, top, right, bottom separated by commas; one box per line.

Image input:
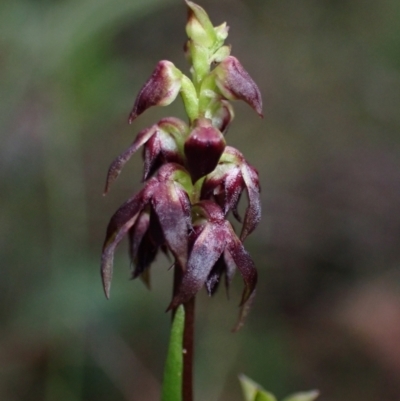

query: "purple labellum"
left=184, top=118, right=226, bottom=183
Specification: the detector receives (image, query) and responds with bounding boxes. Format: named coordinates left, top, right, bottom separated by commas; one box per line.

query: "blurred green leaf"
left=281, top=390, right=320, bottom=401
left=239, top=375, right=318, bottom=401
left=161, top=305, right=185, bottom=401
left=255, top=392, right=278, bottom=401
left=239, top=374, right=277, bottom=401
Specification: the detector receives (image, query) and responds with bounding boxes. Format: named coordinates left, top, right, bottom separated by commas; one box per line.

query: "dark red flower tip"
left=213, top=56, right=263, bottom=117
left=103, top=125, right=157, bottom=195
left=128, top=61, right=182, bottom=124
left=184, top=118, right=226, bottom=183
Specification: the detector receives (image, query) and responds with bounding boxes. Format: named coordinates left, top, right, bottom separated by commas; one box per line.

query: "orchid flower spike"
left=101, top=0, right=263, bottom=328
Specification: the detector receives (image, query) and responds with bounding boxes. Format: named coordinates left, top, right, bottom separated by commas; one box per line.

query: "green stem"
left=182, top=297, right=195, bottom=401
left=173, top=267, right=195, bottom=401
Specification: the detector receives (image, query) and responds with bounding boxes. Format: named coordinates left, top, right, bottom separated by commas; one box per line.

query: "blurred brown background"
left=2, top=0, right=400, bottom=400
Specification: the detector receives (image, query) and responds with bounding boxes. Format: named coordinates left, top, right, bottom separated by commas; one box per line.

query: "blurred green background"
left=2, top=0, right=400, bottom=400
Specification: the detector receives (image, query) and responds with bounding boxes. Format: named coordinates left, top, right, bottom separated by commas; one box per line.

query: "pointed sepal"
left=104, top=125, right=157, bottom=194
left=129, top=60, right=183, bottom=123
left=213, top=56, right=263, bottom=117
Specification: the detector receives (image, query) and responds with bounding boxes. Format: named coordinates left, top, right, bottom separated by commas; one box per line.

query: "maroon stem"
left=173, top=267, right=195, bottom=401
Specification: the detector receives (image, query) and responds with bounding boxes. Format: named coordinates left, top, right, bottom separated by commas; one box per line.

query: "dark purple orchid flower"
left=169, top=200, right=257, bottom=310
left=201, top=146, right=261, bottom=241
left=104, top=117, right=188, bottom=194
left=213, top=56, right=263, bottom=118
left=101, top=163, right=192, bottom=298
left=128, top=61, right=183, bottom=123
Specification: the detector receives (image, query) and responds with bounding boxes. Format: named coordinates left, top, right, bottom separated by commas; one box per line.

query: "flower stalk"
left=101, top=1, right=263, bottom=400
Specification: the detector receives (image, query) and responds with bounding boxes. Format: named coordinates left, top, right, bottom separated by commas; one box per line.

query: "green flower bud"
left=185, top=0, right=217, bottom=48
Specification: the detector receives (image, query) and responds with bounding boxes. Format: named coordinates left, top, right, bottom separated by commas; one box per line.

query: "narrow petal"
left=143, top=134, right=162, bottom=180
left=101, top=208, right=140, bottom=299
left=129, top=210, right=150, bottom=263
left=169, top=222, right=227, bottom=308
left=205, top=254, right=225, bottom=295
left=223, top=168, right=243, bottom=214
left=231, top=290, right=256, bottom=332
left=176, top=185, right=193, bottom=232
left=231, top=192, right=242, bottom=222
left=103, top=125, right=157, bottom=194
left=223, top=249, right=236, bottom=297
left=128, top=210, right=159, bottom=281
left=148, top=206, right=166, bottom=247
left=139, top=268, right=151, bottom=289
left=101, top=182, right=156, bottom=298
left=240, top=163, right=261, bottom=241
left=226, top=225, right=257, bottom=306
left=132, top=231, right=158, bottom=283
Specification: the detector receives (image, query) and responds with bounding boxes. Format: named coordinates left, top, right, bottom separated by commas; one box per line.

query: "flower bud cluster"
left=101, top=0, right=263, bottom=325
